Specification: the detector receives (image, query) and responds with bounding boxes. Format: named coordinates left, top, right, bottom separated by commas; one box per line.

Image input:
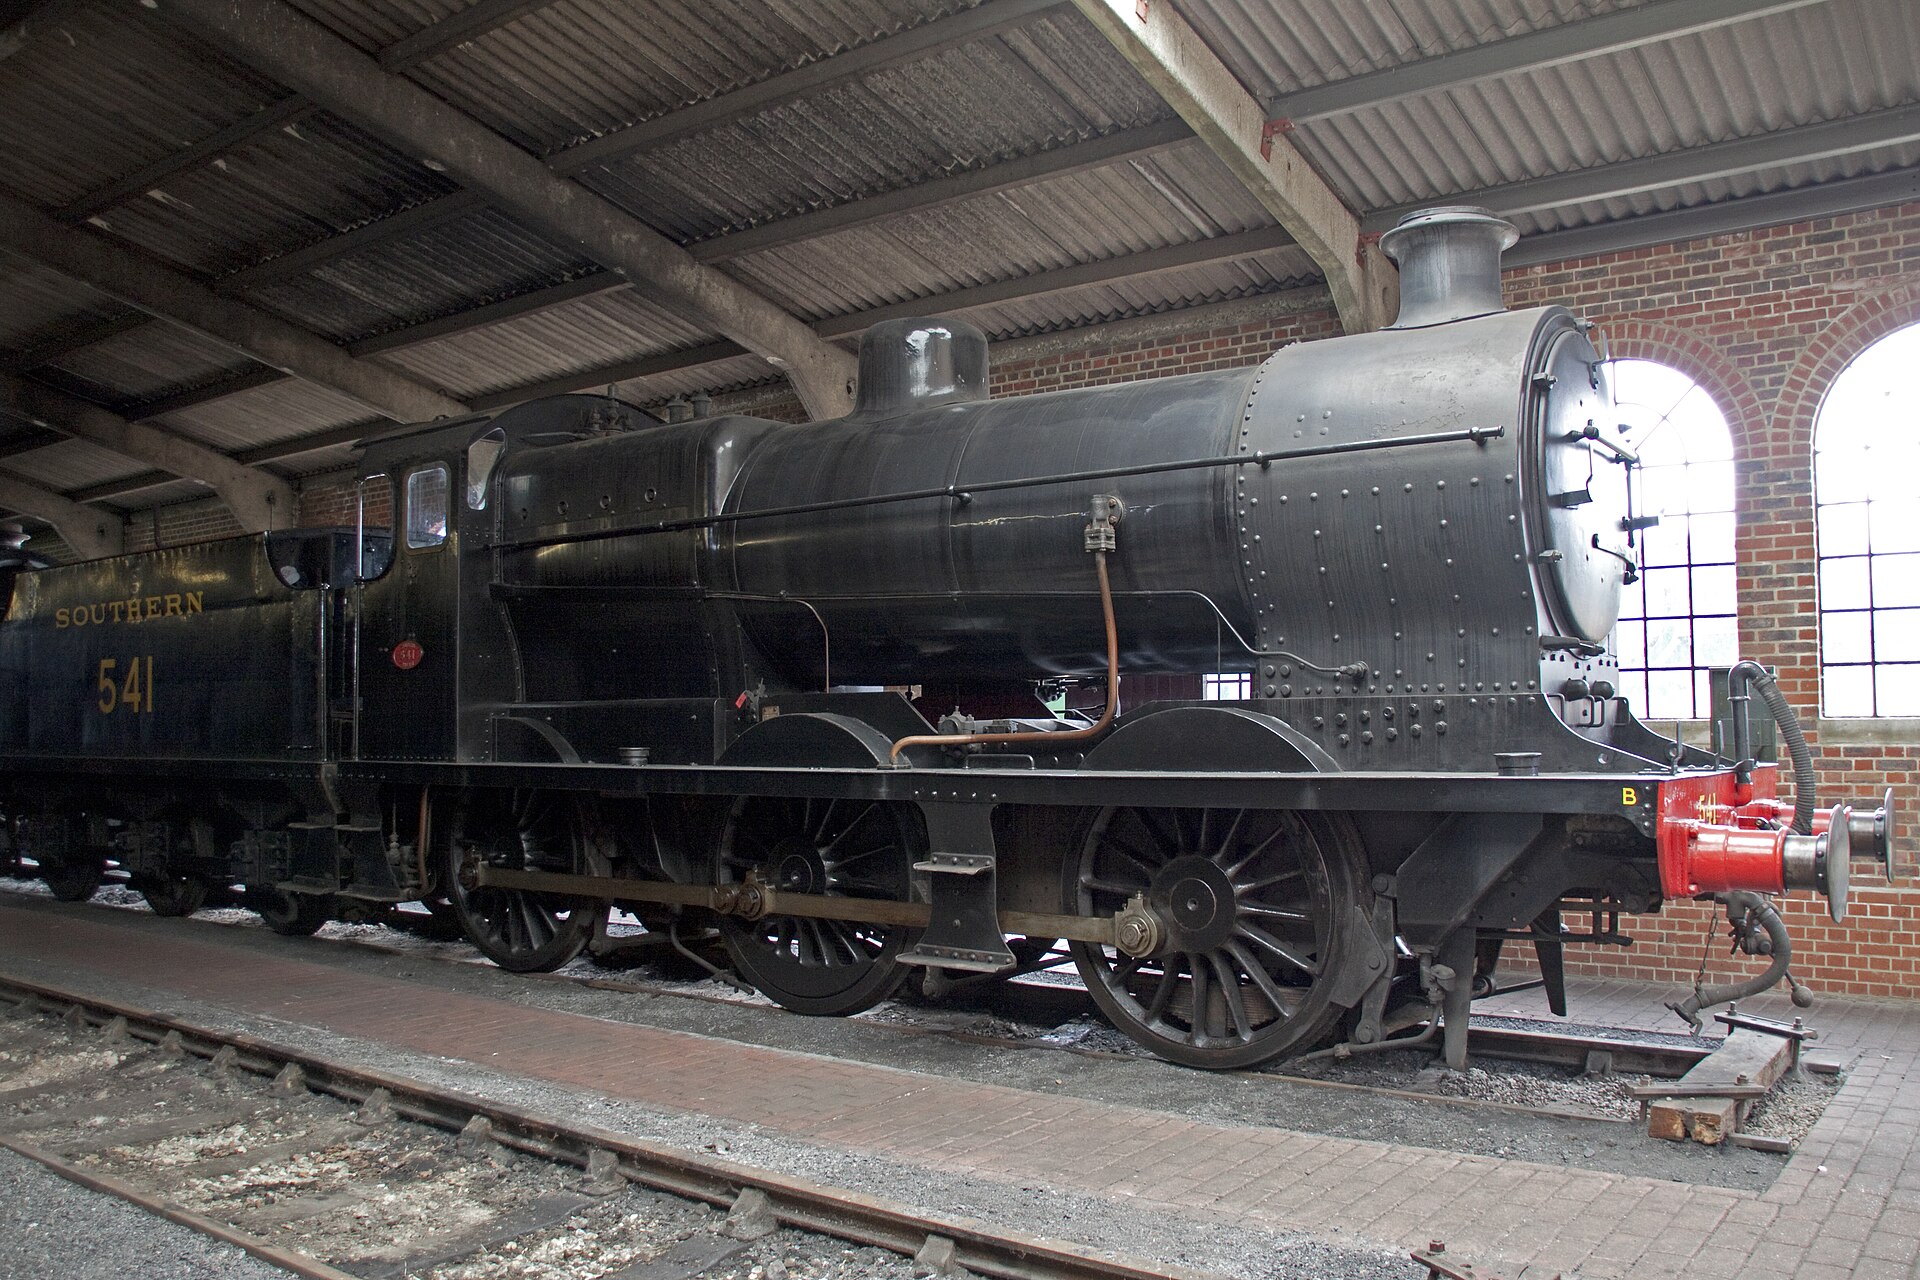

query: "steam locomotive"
left=0, top=208, right=1896, bottom=1069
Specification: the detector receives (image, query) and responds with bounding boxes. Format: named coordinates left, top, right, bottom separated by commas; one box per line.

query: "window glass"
left=467, top=428, right=506, bottom=510
left=406, top=464, right=449, bottom=550
left=1202, top=673, right=1251, bottom=700
left=1605, top=359, right=1738, bottom=719
left=1817, top=324, right=1920, bottom=715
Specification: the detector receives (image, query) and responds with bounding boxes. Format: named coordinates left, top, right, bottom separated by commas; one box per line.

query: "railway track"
left=0, top=974, right=1229, bottom=1280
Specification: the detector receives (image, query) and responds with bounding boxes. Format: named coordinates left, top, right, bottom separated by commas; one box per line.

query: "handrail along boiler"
left=0, top=207, right=1898, bottom=1069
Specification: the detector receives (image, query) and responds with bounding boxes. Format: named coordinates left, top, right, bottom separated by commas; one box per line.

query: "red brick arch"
left=1593, top=320, right=1765, bottom=459
left=1772, top=279, right=1920, bottom=451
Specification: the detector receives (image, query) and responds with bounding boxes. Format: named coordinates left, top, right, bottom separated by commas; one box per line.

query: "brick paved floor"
left=2, top=901, right=1916, bottom=1279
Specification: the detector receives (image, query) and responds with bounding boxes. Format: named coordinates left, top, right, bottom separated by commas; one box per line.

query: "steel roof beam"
left=1070, top=0, right=1392, bottom=332
left=1506, top=166, right=1920, bottom=268
left=0, top=193, right=469, bottom=425
left=0, top=374, right=293, bottom=532
left=51, top=2, right=553, bottom=224
left=156, top=0, right=858, bottom=418
left=1364, top=103, right=1920, bottom=232
left=376, top=0, right=563, bottom=70
left=347, top=273, right=625, bottom=357
left=0, top=311, right=152, bottom=374
left=57, top=97, right=318, bottom=224
left=687, top=116, right=1198, bottom=262
left=1266, top=0, right=1829, bottom=125
left=812, top=224, right=1298, bottom=338
left=123, top=366, right=289, bottom=420
left=0, top=469, right=122, bottom=559
left=218, top=192, right=488, bottom=293
left=550, top=0, right=1068, bottom=176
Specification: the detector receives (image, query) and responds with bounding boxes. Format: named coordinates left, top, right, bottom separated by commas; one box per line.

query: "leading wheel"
left=1067, top=807, right=1361, bottom=1069
left=445, top=790, right=601, bottom=973
left=714, top=798, right=920, bottom=1016
left=140, top=873, right=210, bottom=917
left=40, top=850, right=105, bottom=902
left=254, top=888, right=333, bottom=936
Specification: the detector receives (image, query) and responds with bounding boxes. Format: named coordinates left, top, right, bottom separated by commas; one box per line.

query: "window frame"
left=1813, top=324, right=1920, bottom=718
left=1603, top=358, right=1739, bottom=722
left=404, top=463, right=451, bottom=552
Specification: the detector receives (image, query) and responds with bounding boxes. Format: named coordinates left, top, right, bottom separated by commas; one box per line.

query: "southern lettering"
left=54, top=592, right=205, bottom=628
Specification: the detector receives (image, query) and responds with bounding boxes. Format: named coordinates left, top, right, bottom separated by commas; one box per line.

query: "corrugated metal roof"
left=0, top=0, right=1915, bottom=539
left=0, top=261, right=115, bottom=349
left=0, top=5, right=286, bottom=209
left=40, top=326, right=255, bottom=406
left=0, top=436, right=158, bottom=494
left=84, top=112, right=459, bottom=277
left=1172, top=0, right=1632, bottom=104
left=377, top=287, right=725, bottom=399
left=578, top=12, right=1168, bottom=238
left=1204, top=0, right=1920, bottom=222
left=245, top=207, right=600, bottom=343
left=721, top=146, right=1286, bottom=318
left=396, top=0, right=973, bottom=154
left=150, top=378, right=375, bottom=455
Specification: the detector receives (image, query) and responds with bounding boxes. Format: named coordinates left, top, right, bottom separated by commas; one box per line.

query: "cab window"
left=467, top=428, right=506, bottom=510
left=406, top=464, right=450, bottom=550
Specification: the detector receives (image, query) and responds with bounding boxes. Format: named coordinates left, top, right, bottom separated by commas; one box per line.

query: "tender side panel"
left=0, top=539, right=320, bottom=759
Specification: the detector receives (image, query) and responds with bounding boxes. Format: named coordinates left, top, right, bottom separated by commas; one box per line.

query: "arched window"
left=1605, top=359, right=1739, bottom=720
left=1816, top=324, right=1920, bottom=717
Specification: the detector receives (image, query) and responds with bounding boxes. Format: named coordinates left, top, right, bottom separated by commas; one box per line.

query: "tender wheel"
left=140, top=873, right=210, bottom=917
left=254, top=888, right=333, bottom=936
left=445, top=790, right=601, bottom=973
left=715, top=798, right=920, bottom=1016
left=1067, top=807, right=1361, bottom=1070
left=40, top=851, right=105, bottom=902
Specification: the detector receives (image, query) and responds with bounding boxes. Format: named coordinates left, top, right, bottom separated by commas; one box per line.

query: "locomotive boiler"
left=0, top=207, right=1897, bottom=1070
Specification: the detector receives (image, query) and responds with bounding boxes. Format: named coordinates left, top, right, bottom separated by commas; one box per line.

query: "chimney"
left=1380, top=206, right=1519, bottom=329
left=854, top=317, right=990, bottom=415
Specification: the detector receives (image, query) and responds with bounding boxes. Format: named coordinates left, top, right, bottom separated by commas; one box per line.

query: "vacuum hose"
left=1665, top=890, right=1812, bottom=1031
left=1728, top=660, right=1815, bottom=834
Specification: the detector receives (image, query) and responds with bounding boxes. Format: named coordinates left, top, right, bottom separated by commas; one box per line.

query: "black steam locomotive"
left=0, top=208, right=1895, bottom=1069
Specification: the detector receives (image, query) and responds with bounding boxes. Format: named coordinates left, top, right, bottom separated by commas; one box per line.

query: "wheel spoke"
left=1098, top=837, right=1163, bottom=884
left=1208, top=952, right=1254, bottom=1042
left=1136, top=809, right=1183, bottom=858
left=1236, top=922, right=1320, bottom=976
left=1237, top=867, right=1305, bottom=893
left=1238, top=901, right=1310, bottom=922
left=1210, top=809, right=1248, bottom=863
left=1227, top=940, right=1297, bottom=1023
left=830, top=841, right=898, bottom=869
left=1142, top=962, right=1179, bottom=1021
left=1186, top=953, right=1211, bottom=1042
left=1081, top=874, right=1143, bottom=899
left=821, top=804, right=878, bottom=855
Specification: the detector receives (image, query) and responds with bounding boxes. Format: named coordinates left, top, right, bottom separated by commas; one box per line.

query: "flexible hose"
left=1728, top=660, right=1816, bottom=834
left=1755, top=672, right=1815, bottom=835
left=1665, top=891, right=1795, bottom=1031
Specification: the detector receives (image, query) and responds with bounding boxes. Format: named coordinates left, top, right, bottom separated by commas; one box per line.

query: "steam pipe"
left=888, top=551, right=1119, bottom=764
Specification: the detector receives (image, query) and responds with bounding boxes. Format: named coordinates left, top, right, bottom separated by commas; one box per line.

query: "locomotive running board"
left=469, top=865, right=1118, bottom=949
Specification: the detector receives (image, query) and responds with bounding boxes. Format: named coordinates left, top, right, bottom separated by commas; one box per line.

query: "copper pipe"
left=888, top=550, right=1119, bottom=763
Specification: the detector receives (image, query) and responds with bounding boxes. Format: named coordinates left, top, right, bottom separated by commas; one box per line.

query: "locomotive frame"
left=0, top=208, right=1897, bottom=1071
